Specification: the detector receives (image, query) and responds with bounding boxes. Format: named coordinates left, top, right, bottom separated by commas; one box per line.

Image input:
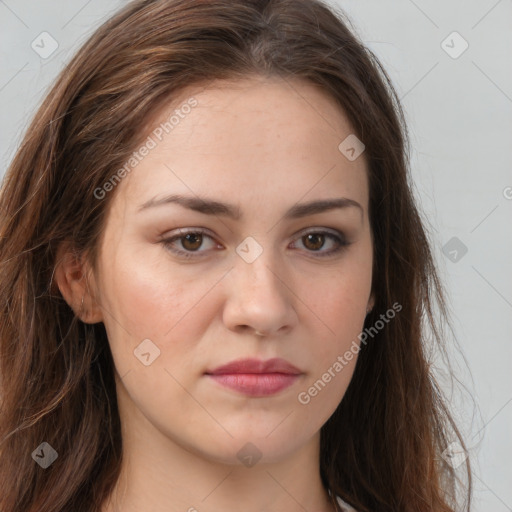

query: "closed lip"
left=205, top=357, right=302, bottom=375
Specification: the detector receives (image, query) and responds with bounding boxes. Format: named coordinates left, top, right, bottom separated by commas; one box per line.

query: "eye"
left=290, top=229, right=349, bottom=258
left=160, top=228, right=218, bottom=259
left=160, top=227, right=350, bottom=259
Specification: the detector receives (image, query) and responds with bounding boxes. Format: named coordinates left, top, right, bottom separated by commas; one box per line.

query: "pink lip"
left=205, top=358, right=302, bottom=397
left=206, top=357, right=301, bottom=375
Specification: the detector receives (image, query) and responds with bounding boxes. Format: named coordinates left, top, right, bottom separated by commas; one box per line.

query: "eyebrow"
left=138, top=194, right=363, bottom=220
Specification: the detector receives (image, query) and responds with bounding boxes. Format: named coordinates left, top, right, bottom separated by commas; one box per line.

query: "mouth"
left=204, top=357, right=302, bottom=397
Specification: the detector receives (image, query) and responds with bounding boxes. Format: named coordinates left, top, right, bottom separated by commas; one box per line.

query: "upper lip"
left=205, top=358, right=302, bottom=375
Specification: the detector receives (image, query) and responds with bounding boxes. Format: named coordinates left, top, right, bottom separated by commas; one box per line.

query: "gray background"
left=1, top=0, right=511, bottom=510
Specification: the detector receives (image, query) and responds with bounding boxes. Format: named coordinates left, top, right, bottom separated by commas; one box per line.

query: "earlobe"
left=53, top=242, right=103, bottom=324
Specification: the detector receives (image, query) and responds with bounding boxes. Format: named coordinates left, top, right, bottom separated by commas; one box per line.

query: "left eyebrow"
left=138, top=194, right=363, bottom=221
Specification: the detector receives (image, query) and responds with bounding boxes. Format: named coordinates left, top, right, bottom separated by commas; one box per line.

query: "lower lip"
left=206, top=373, right=300, bottom=396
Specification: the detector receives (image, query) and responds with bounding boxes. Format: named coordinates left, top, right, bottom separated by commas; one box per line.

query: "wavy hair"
left=0, top=0, right=472, bottom=510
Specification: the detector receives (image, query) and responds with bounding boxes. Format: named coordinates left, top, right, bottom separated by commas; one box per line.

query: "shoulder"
left=336, top=495, right=359, bottom=512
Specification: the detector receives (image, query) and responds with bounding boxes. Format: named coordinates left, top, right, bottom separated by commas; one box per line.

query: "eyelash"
left=160, top=228, right=350, bottom=260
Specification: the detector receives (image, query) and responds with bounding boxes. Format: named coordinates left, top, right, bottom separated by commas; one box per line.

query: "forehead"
left=119, top=75, right=369, bottom=215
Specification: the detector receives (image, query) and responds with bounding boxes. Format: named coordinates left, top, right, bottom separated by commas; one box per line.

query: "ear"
left=53, top=242, right=104, bottom=324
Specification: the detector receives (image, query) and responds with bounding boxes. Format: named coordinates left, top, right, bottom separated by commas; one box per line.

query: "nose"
left=222, top=247, right=298, bottom=338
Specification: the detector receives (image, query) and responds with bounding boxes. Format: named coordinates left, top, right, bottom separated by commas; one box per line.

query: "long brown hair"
left=0, top=0, right=472, bottom=510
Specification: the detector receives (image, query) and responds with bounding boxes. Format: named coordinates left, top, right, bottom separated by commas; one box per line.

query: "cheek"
left=304, top=263, right=370, bottom=338
left=97, top=247, right=223, bottom=372
left=296, top=260, right=370, bottom=397
left=307, top=286, right=364, bottom=383
left=294, top=285, right=364, bottom=424
left=106, top=265, right=181, bottom=337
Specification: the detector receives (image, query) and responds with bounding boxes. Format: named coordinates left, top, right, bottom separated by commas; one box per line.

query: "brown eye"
left=180, top=232, right=203, bottom=251
left=302, top=233, right=326, bottom=251
left=292, top=229, right=349, bottom=258
left=161, top=228, right=349, bottom=260
left=161, top=228, right=217, bottom=259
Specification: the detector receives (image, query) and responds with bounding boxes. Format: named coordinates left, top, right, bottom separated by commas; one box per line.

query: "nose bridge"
left=235, top=234, right=284, bottom=296
left=224, top=234, right=296, bottom=335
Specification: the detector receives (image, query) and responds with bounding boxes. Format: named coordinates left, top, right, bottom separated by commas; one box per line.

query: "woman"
left=0, top=0, right=472, bottom=511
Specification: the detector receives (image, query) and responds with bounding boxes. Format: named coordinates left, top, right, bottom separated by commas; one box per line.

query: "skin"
left=56, top=75, right=374, bottom=512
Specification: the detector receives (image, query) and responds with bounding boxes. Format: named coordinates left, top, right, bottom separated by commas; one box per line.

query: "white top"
left=336, top=495, right=358, bottom=511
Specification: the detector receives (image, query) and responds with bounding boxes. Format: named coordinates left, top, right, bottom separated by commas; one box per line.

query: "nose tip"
left=225, top=251, right=298, bottom=340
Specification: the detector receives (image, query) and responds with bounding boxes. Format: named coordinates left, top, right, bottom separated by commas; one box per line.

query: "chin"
left=196, top=429, right=307, bottom=467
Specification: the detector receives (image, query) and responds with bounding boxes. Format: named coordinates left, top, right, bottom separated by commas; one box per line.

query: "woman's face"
left=91, top=75, right=373, bottom=465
